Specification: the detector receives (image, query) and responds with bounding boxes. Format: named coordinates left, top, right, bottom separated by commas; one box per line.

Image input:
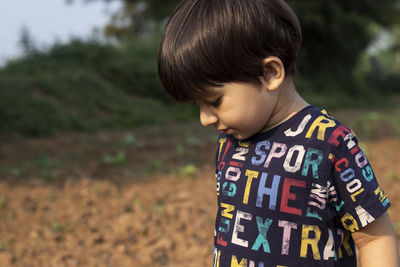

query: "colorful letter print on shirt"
left=212, top=106, right=390, bottom=267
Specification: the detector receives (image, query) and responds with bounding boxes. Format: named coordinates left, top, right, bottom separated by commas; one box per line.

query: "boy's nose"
left=199, top=107, right=218, bottom=127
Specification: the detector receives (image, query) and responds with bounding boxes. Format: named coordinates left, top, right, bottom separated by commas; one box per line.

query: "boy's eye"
left=209, top=97, right=222, bottom=107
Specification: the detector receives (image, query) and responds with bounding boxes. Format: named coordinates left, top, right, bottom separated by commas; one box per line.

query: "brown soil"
left=0, top=124, right=399, bottom=266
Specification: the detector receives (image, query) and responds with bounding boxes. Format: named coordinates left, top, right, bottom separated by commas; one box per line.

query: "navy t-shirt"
left=212, top=106, right=390, bottom=267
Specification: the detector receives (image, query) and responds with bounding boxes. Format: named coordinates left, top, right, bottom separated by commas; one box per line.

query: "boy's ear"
left=260, top=56, right=285, bottom=91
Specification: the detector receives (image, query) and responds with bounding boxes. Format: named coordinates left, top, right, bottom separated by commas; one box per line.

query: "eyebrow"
left=204, top=85, right=224, bottom=96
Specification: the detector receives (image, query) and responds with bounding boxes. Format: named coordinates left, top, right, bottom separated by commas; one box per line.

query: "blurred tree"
left=73, top=0, right=400, bottom=96
left=67, top=0, right=180, bottom=40
left=286, top=0, right=400, bottom=95
left=378, top=25, right=400, bottom=73
left=366, top=24, right=400, bottom=93
left=18, top=25, right=38, bottom=55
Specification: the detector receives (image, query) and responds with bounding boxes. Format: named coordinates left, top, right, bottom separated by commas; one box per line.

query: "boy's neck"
left=262, top=76, right=309, bottom=132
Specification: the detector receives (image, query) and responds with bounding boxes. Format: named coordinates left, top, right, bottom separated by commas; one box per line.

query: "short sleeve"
left=329, top=131, right=390, bottom=232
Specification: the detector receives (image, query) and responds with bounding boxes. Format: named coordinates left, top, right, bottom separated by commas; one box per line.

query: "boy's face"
left=196, top=81, right=279, bottom=140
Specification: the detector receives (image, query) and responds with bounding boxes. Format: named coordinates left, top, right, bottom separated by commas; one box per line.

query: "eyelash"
left=209, top=97, right=222, bottom=107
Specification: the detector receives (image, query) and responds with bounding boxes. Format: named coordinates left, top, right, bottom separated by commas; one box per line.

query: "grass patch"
left=50, top=221, right=71, bottom=233
left=102, top=151, right=126, bottom=165
left=386, top=169, right=399, bottom=182
left=0, top=155, right=62, bottom=181
left=0, top=197, right=7, bottom=208
left=171, top=164, right=198, bottom=178
left=393, top=221, right=400, bottom=232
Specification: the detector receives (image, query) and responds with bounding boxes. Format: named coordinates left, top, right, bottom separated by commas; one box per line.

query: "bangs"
left=157, top=41, right=262, bottom=102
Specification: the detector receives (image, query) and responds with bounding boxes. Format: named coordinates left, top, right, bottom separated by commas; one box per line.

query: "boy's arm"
left=352, top=212, right=400, bottom=267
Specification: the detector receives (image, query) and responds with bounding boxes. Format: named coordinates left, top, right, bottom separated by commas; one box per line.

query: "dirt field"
left=0, top=122, right=399, bottom=266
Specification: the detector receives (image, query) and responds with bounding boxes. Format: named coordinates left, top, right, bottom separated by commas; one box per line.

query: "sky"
left=0, top=0, right=121, bottom=65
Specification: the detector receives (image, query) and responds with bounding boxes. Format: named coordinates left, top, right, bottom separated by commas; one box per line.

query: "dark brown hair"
left=158, top=0, right=302, bottom=102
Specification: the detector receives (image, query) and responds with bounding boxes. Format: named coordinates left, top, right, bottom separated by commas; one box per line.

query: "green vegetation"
left=386, top=169, right=399, bottom=182
left=0, top=197, right=7, bottom=208
left=50, top=221, right=71, bottom=233
left=102, top=151, right=126, bottom=165
left=176, top=164, right=197, bottom=178
left=0, top=37, right=197, bottom=137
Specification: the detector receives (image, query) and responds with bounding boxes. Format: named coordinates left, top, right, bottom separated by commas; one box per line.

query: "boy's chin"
left=218, top=128, right=252, bottom=140
left=230, top=132, right=250, bottom=141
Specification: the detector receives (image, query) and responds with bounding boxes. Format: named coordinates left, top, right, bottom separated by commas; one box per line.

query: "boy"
left=158, top=0, right=400, bottom=266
